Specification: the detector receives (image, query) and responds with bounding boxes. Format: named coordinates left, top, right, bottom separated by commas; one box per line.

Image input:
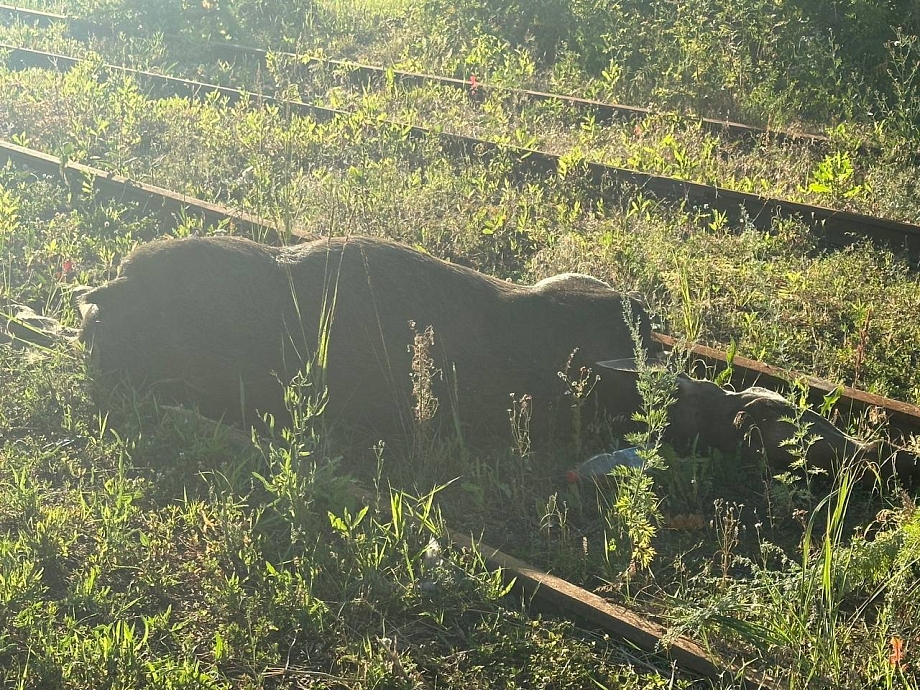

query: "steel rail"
left=0, top=2, right=828, bottom=148
left=4, top=43, right=920, bottom=257
left=2, top=136, right=907, bottom=679
left=4, top=135, right=917, bottom=454
left=0, top=138, right=302, bottom=240
left=167, top=406, right=773, bottom=688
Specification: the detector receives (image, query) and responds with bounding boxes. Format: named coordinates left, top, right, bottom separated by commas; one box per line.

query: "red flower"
left=55, top=258, right=75, bottom=281
left=890, top=636, right=907, bottom=671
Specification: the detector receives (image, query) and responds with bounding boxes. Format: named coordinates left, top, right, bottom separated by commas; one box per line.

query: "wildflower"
left=54, top=258, right=75, bottom=281
left=890, top=636, right=907, bottom=671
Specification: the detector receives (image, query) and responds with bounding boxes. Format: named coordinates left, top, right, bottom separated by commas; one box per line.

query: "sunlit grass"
left=2, top=0, right=920, bottom=685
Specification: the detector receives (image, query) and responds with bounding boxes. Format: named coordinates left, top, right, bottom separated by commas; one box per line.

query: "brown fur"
left=598, top=367, right=912, bottom=478
left=80, top=234, right=914, bottom=478
left=79, top=235, right=648, bottom=440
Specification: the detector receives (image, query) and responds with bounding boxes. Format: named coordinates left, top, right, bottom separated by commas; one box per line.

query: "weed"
left=507, top=392, right=532, bottom=462
left=711, top=499, right=743, bottom=581
left=537, top=492, right=569, bottom=546
left=599, top=303, right=677, bottom=576
left=556, top=349, right=599, bottom=457
left=408, top=320, right=441, bottom=450
left=805, top=149, right=869, bottom=202
left=878, top=30, right=920, bottom=162
left=773, top=379, right=831, bottom=501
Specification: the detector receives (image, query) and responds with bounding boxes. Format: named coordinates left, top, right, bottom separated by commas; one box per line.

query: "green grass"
left=15, top=0, right=920, bottom=134
left=3, top=16, right=920, bottom=227
left=1, top=316, right=688, bottom=688
left=1, top=170, right=707, bottom=688
left=3, top=58, right=919, bottom=404
left=2, top=0, right=920, bottom=686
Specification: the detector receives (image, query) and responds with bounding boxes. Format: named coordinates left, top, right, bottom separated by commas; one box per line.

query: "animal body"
left=79, top=235, right=647, bottom=440
left=79, top=234, right=905, bottom=477
left=596, top=364, right=896, bottom=475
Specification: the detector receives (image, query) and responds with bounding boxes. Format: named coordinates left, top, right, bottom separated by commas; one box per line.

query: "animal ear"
left=741, top=395, right=795, bottom=424
left=79, top=285, right=105, bottom=306
left=78, top=278, right=129, bottom=306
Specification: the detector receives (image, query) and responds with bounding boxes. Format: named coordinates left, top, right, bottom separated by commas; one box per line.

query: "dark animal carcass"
left=596, top=363, right=903, bottom=476
left=79, top=234, right=904, bottom=476
left=79, top=235, right=647, bottom=440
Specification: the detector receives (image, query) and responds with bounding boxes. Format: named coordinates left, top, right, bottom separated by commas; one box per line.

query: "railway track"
left=1, top=133, right=775, bottom=686
left=7, top=135, right=917, bottom=686
left=0, top=2, right=829, bottom=149
left=5, top=134, right=920, bottom=450
left=2, top=11, right=915, bottom=686
left=0, top=139, right=289, bottom=239
left=4, top=43, right=920, bottom=257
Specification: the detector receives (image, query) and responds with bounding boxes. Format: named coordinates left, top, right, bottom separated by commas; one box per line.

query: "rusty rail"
left=0, top=2, right=825, bottom=149
left=4, top=43, right=920, bottom=257
left=160, top=404, right=772, bottom=688
left=449, top=530, right=771, bottom=688
left=3, top=134, right=915, bottom=445
left=0, top=138, right=298, bottom=240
